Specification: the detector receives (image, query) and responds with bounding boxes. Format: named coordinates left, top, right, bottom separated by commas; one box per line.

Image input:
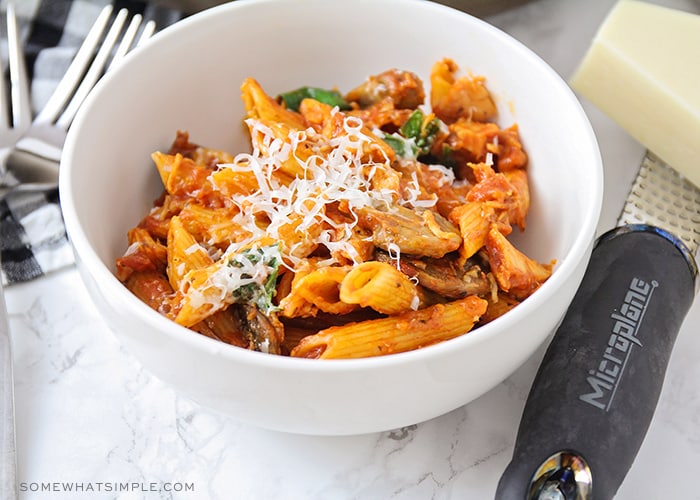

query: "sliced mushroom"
left=376, top=250, right=491, bottom=298
left=355, top=204, right=461, bottom=259
left=235, top=304, right=285, bottom=355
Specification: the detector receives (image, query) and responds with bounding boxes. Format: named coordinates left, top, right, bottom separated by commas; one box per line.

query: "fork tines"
left=1, top=3, right=30, bottom=131
left=35, top=5, right=156, bottom=129
left=1, top=3, right=31, bottom=186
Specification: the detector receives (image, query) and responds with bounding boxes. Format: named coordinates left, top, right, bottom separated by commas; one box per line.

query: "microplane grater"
left=497, top=151, right=700, bottom=500
left=619, top=151, right=700, bottom=255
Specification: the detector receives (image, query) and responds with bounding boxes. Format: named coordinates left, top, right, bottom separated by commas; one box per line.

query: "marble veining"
left=5, top=0, right=700, bottom=498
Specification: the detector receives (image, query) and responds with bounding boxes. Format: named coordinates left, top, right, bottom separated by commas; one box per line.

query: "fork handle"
left=0, top=274, right=18, bottom=500
left=6, top=149, right=60, bottom=185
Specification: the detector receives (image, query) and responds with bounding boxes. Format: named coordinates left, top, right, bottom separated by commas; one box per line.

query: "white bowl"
left=59, top=0, right=603, bottom=435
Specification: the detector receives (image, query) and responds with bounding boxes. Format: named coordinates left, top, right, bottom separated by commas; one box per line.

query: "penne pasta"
left=209, top=165, right=262, bottom=198
left=241, top=77, right=311, bottom=178
left=177, top=202, right=243, bottom=249
left=290, top=296, right=488, bottom=359
left=166, top=216, right=214, bottom=292
left=154, top=152, right=212, bottom=198
left=339, top=261, right=419, bottom=315
left=449, top=201, right=493, bottom=262
left=280, top=265, right=358, bottom=317
left=502, top=168, right=530, bottom=230
left=174, top=262, right=229, bottom=328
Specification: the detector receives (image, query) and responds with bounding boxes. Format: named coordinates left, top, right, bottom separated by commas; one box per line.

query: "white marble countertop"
left=6, top=0, right=700, bottom=498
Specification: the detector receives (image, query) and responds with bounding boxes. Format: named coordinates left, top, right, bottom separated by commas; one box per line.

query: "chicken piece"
left=484, top=225, right=553, bottom=298
left=479, top=291, right=522, bottom=324
left=346, top=97, right=415, bottom=132
left=298, top=98, right=397, bottom=164
left=430, top=58, right=497, bottom=124
left=432, top=121, right=529, bottom=179
left=298, top=97, right=336, bottom=135
left=123, top=271, right=175, bottom=316
left=116, top=228, right=168, bottom=281
left=393, top=160, right=472, bottom=219
left=151, top=152, right=229, bottom=208
left=168, top=130, right=234, bottom=169
left=495, top=124, right=528, bottom=171
left=346, top=69, right=426, bottom=110
left=137, top=192, right=186, bottom=241
left=355, top=204, right=461, bottom=258
left=467, top=162, right=528, bottom=232
left=467, top=166, right=516, bottom=208
left=432, top=119, right=500, bottom=173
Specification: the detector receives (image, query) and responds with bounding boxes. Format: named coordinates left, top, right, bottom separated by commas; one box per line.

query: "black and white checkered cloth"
left=0, top=0, right=182, bottom=285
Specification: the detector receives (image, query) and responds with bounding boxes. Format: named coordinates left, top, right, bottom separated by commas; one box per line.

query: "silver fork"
left=1, top=4, right=29, bottom=499
left=0, top=273, right=16, bottom=500
left=0, top=2, right=30, bottom=185
left=6, top=5, right=155, bottom=187
left=1, top=6, right=155, bottom=498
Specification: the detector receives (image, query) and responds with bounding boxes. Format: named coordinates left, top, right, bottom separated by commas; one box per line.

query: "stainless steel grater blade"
left=619, top=151, right=700, bottom=255
left=497, top=150, right=700, bottom=500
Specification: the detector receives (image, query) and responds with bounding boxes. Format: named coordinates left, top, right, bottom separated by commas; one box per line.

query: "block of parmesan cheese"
left=570, top=0, right=700, bottom=188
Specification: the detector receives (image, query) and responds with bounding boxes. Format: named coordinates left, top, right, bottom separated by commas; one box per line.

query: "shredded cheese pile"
left=213, top=112, right=443, bottom=269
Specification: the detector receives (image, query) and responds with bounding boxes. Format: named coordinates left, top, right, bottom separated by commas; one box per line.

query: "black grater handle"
left=496, top=225, right=697, bottom=499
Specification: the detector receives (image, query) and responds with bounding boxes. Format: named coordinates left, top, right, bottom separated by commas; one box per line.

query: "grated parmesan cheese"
left=124, top=242, right=142, bottom=256
left=387, top=242, right=401, bottom=269
left=214, top=115, right=403, bottom=269
left=185, top=243, right=201, bottom=255
left=195, top=113, right=458, bottom=310
left=400, top=170, right=438, bottom=209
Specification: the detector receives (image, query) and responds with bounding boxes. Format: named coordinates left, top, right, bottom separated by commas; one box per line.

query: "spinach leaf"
left=229, top=244, right=282, bottom=314
left=278, top=87, right=351, bottom=112
left=400, top=109, right=441, bottom=157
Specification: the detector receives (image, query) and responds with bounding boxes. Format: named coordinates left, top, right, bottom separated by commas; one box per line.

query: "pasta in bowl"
left=115, top=63, right=553, bottom=359
left=59, top=0, right=602, bottom=434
